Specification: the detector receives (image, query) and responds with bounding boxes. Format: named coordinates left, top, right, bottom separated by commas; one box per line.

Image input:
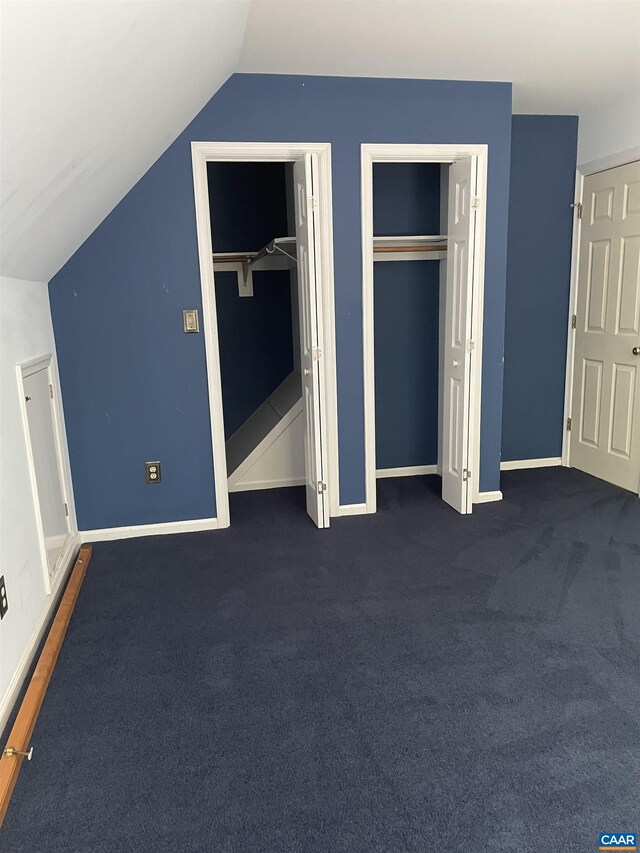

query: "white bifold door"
left=293, top=153, right=330, bottom=527
left=570, top=160, right=640, bottom=493
left=441, top=156, right=477, bottom=513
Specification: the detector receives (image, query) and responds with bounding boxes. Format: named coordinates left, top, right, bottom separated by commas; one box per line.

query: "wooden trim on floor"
left=0, top=545, right=92, bottom=827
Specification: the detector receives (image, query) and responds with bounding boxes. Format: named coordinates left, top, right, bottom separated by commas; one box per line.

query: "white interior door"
left=23, top=365, right=71, bottom=577
left=293, top=153, right=329, bottom=527
left=570, top=160, right=640, bottom=493
left=441, top=156, right=477, bottom=513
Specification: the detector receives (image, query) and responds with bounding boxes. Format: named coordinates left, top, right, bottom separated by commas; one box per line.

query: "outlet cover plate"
left=145, top=461, right=161, bottom=484
left=183, top=309, right=199, bottom=333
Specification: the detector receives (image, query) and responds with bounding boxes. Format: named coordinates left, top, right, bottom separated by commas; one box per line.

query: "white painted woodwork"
left=441, top=157, right=476, bottom=513
left=570, top=160, right=640, bottom=493
left=226, top=371, right=304, bottom=492
left=22, top=365, right=71, bottom=577
left=361, top=144, right=487, bottom=514
left=191, top=142, right=337, bottom=526
left=293, top=154, right=329, bottom=527
left=228, top=403, right=305, bottom=493
left=0, top=277, right=78, bottom=734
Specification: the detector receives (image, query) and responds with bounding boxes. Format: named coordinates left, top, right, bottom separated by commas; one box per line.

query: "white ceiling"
left=0, top=0, right=250, bottom=282
left=240, top=0, right=640, bottom=115
left=1, top=0, right=638, bottom=283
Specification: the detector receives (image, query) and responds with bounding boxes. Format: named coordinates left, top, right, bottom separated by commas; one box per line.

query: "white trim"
left=562, top=150, right=640, bottom=469
left=562, top=168, right=584, bottom=467
left=474, top=490, right=503, bottom=503
left=228, top=398, right=303, bottom=490
left=361, top=144, right=488, bottom=515
left=500, top=457, right=562, bottom=471
left=376, top=465, right=438, bottom=478
left=0, top=534, right=80, bottom=734
left=16, top=353, right=77, bottom=595
left=81, top=517, right=219, bottom=543
left=229, top=477, right=305, bottom=493
left=191, top=142, right=338, bottom=526
left=335, top=503, right=369, bottom=516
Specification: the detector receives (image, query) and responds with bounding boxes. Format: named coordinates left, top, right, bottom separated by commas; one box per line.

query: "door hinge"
left=570, top=202, right=582, bottom=219
left=566, top=417, right=572, bottom=431
left=317, top=481, right=326, bottom=494
left=466, top=340, right=475, bottom=353
left=462, top=469, right=471, bottom=481
left=49, top=384, right=54, bottom=398
left=571, top=314, right=577, bottom=329
left=64, top=503, right=69, bottom=517
left=312, top=347, right=322, bottom=361
left=471, top=196, right=480, bottom=210
left=308, top=196, right=318, bottom=211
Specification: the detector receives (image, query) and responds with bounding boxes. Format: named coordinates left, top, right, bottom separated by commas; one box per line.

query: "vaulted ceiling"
left=2, top=0, right=638, bottom=283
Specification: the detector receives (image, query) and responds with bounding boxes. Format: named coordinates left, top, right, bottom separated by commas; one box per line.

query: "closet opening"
left=362, top=145, right=488, bottom=516
left=192, top=144, right=337, bottom=530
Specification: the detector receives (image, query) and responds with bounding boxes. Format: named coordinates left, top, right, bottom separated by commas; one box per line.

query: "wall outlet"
left=0, top=576, right=8, bottom=619
left=145, top=461, right=161, bottom=483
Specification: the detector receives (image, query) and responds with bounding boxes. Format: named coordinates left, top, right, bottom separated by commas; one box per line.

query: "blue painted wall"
left=208, top=162, right=294, bottom=438
left=50, top=74, right=512, bottom=529
left=373, top=164, right=441, bottom=469
left=502, top=115, right=578, bottom=462
left=373, top=163, right=441, bottom=236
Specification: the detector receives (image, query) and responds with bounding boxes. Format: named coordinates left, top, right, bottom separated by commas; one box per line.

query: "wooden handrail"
left=0, top=546, right=92, bottom=827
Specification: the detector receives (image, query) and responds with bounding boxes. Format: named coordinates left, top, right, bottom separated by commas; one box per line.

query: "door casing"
left=361, top=143, right=489, bottom=513
left=191, top=142, right=338, bottom=527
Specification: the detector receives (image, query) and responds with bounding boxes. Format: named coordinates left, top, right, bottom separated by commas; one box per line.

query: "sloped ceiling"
left=2, top=0, right=638, bottom=283
left=0, top=0, right=250, bottom=282
left=239, top=0, right=640, bottom=115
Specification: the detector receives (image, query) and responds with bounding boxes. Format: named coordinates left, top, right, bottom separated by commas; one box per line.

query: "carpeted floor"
left=3, top=469, right=639, bottom=852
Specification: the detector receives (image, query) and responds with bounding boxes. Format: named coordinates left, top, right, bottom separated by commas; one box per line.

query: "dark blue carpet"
left=3, top=469, right=639, bottom=852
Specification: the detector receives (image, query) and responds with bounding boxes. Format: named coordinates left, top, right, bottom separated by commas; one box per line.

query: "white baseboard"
left=81, top=517, right=219, bottom=543
left=500, top=457, right=562, bottom=471
left=474, top=490, right=504, bottom=504
left=228, top=477, right=305, bottom=493
left=334, top=503, right=370, bottom=517
left=376, top=465, right=438, bottom=478
left=0, top=533, right=81, bottom=734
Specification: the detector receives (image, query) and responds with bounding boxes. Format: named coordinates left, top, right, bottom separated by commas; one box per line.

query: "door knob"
left=633, top=346, right=640, bottom=355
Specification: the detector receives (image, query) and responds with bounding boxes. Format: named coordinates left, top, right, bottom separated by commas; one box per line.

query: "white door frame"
left=16, top=353, right=77, bottom=594
left=191, top=142, right=339, bottom=527
left=361, top=143, right=489, bottom=513
left=561, top=147, right=640, bottom=496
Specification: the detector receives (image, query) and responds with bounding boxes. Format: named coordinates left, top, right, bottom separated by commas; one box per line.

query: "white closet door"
left=293, top=153, right=329, bottom=527
left=441, top=156, right=476, bottom=514
left=570, top=160, right=640, bottom=492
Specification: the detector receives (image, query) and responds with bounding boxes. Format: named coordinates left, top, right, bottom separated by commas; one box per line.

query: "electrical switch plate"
left=183, top=309, right=199, bottom=333
left=145, top=461, right=161, bottom=484
left=0, top=576, right=8, bottom=619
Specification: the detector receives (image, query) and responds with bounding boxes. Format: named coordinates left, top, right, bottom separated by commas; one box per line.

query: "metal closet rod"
left=212, top=237, right=297, bottom=266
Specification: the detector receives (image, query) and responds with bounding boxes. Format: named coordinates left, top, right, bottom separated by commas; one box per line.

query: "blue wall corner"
left=50, top=74, right=513, bottom=528
left=502, top=115, right=579, bottom=462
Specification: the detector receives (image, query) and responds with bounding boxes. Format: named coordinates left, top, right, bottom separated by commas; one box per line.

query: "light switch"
left=183, top=309, right=199, bottom=333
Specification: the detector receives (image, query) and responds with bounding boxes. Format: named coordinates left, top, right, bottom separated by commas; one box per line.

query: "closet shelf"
left=373, top=235, right=447, bottom=262
left=212, top=237, right=296, bottom=297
